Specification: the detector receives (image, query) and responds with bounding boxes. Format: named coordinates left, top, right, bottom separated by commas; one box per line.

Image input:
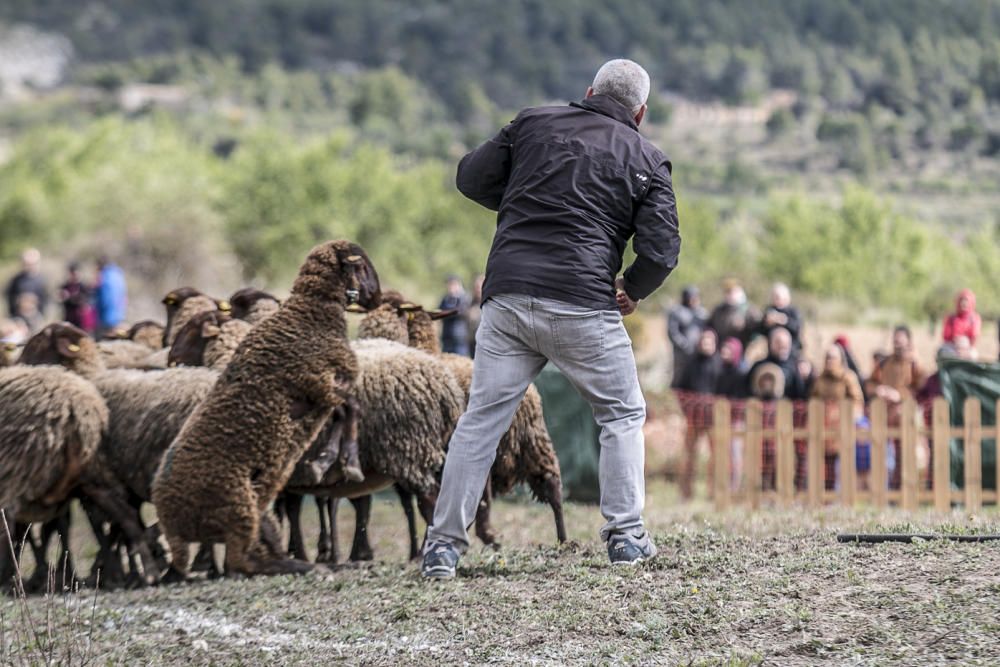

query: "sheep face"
left=162, top=286, right=205, bottom=345
left=20, top=322, right=94, bottom=369
left=292, top=240, right=381, bottom=311
left=167, top=310, right=231, bottom=367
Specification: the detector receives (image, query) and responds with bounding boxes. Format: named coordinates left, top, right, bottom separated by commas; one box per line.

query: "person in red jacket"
left=942, top=288, right=981, bottom=345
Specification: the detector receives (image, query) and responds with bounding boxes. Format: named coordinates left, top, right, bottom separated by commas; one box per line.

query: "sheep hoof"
left=349, top=548, right=374, bottom=562
left=343, top=466, right=365, bottom=483
left=159, top=567, right=188, bottom=586
left=315, top=549, right=336, bottom=564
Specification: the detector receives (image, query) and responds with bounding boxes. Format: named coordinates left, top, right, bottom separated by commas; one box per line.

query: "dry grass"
left=4, top=481, right=1000, bottom=665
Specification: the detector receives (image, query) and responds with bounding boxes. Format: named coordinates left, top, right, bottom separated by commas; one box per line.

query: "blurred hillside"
left=0, top=0, right=998, bottom=321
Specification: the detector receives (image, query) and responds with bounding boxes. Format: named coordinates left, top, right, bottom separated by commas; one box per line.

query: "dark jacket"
left=667, top=303, right=707, bottom=387
left=456, top=94, right=680, bottom=310
left=759, top=305, right=803, bottom=348
left=676, top=352, right=722, bottom=394
left=716, top=362, right=750, bottom=398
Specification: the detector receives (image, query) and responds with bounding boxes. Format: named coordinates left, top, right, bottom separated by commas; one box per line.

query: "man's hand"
left=614, top=277, right=638, bottom=316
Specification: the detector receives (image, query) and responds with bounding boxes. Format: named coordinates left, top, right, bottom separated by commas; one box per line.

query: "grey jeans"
left=426, top=293, right=647, bottom=550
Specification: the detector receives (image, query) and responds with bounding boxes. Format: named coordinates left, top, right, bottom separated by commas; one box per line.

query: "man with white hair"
left=759, top=282, right=802, bottom=351
left=423, top=59, right=679, bottom=577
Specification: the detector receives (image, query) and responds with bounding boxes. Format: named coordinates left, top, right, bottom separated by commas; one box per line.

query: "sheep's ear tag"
left=429, top=309, right=459, bottom=321
left=56, top=338, right=81, bottom=358
left=398, top=302, right=421, bottom=312
left=217, top=300, right=231, bottom=312
left=345, top=254, right=363, bottom=264
left=202, top=322, right=221, bottom=338
left=345, top=303, right=368, bottom=313
left=163, top=295, right=176, bottom=305
left=4, top=342, right=17, bottom=351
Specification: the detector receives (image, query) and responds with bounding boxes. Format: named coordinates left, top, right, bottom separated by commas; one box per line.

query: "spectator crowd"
left=2, top=249, right=128, bottom=345
left=668, top=280, right=986, bottom=498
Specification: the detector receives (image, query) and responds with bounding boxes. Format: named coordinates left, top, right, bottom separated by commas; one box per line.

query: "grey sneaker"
left=421, top=540, right=460, bottom=579
left=607, top=531, right=658, bottom=565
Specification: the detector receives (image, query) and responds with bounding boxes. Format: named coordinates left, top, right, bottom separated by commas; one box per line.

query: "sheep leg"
left=24, top=514, right=76, bottom=594
left=80, top=485, right=157, bottom=586
left=394, top=485, right=421, bottom=561
left=532, top=474, right=567, bottom=544
left=161, top=534, right=192, bottom=584
left=79, top=500, right=127, bottom=589
left=348, top=495, right=373, bottom=562
left=190, top=544, right=220, bottom=578
left=339, top=398, right=364, bottom=483
left=282, top=493, right=309, bottom=561
left=474, top=479, right=501, bottom=549
left=228, top=513, right=313, bottom=577
left=415, top=492, right=437, bottom=555
left=315, top=496, right=340, bottom=564
left=0, top=510, right=19, bottom=593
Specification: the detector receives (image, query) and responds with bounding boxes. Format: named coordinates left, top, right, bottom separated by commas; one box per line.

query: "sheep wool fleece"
left=152, top=242, right=365, bottom=574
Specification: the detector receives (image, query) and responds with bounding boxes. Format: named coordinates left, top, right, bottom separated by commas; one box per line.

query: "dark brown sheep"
left=167, top=310, right=252, bottom=371
left=151, top=240, right=380, bottom=579
left=229, top=288, right=281, bottom=324
left=161, top=287, right=229, bottom=347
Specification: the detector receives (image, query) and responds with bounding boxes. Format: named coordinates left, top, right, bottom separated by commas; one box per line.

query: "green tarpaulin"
left=534, top=364, right=601, bottom=502
left=938, top=359, right=999, bottom=490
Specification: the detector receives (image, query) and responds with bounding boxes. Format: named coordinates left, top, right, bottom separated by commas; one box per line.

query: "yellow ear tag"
left=218, top=300, right=231, bottom=312
left=346, top=254, right=362, bottom=263
left=68, top=344, right=80, bottom=352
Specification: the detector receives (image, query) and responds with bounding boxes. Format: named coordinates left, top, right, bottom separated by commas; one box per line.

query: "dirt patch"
left=4, top=481, right=1000, bottom=665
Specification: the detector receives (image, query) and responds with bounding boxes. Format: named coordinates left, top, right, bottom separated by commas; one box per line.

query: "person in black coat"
left=677, top=329, right=721, bottom=499
left=759, top=282, right=802, bottom=351
left=748, top=326, right=807, bottom=400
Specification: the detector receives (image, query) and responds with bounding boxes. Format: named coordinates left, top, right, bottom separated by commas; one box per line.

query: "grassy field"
left=3, top=480, right=1000, bottom=666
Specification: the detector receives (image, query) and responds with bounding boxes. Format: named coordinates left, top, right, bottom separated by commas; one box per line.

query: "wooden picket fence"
left=709, top=397, right=999, bottom=512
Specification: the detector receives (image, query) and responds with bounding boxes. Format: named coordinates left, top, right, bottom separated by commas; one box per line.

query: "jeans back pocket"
left=552, top=311, right=605, bottom=363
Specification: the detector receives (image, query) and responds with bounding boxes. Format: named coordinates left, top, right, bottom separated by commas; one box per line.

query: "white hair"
left=591, top=59, right=650, bottom=114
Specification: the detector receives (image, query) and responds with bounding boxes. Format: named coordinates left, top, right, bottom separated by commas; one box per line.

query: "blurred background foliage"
left=0, top=0, right=998, bottom=319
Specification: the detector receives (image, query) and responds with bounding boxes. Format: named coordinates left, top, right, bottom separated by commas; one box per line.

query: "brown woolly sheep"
left=0, top=341, right=108, bottom=589
left=151, top=240, right=381, bottom=579
left=229, top=288, right=281, bottom=325
left=168, top=310, right=253, bottom=371
left=20, top=323, right=221, bottom=587
left=280, top=333, right=464, bottom=563
left=348, top=293, right=566, bottom=558
left=126, top=321, right=166, bottom=350
left=162, top=287, right=229, bottom=347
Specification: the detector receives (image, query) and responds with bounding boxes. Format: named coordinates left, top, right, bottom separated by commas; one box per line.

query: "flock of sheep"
left=0, top=240, right=565, bottom=591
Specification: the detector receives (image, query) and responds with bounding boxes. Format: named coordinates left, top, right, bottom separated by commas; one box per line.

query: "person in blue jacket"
left=94, top=256, right=127, bottom=337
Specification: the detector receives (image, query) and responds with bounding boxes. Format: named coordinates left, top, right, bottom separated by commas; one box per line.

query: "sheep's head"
left=162, top=286, right=205, bottom=345
left=357, top=290, right=455, bottom=353
left=292, top=240, right=381, bottom=311
left=229, top=287, right=281, bottom=323
left=20, top=322, right=103, bottom=376
left=168, top=310, right=232, bottom=367
left=127, top=320, right=166, bottom=350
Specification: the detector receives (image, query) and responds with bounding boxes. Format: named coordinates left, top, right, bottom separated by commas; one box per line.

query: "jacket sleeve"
left=622, top=162, right=680, bottom=301
left=455, top=119, right=517, bottom=211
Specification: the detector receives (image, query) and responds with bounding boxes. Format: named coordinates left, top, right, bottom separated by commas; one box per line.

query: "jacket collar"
left=571, top=94, right=638, bottom=130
